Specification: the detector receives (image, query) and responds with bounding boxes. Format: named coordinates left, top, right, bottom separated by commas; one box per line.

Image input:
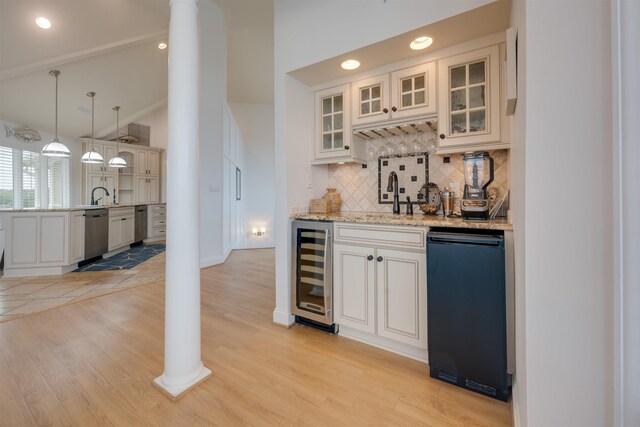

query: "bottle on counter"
left=323, top=188, right=342, bottom=213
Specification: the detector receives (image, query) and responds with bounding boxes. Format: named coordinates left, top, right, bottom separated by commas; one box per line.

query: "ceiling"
left=289, top=0, right=511, bottom=87
left=0, top=0, right=274, bottom=140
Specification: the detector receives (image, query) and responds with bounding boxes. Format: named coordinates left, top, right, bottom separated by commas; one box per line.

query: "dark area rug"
left=74, top=244, right=165, bottom=272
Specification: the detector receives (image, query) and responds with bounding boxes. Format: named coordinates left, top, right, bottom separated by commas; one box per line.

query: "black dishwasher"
left=426, top=228, right=511, bottom=401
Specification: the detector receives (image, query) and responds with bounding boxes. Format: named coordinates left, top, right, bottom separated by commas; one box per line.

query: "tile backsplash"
left=327, top=135, right=509, bottom=214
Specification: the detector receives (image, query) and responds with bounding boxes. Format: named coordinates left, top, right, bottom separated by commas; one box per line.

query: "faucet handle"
left=406, top=196, right=413, bottom=215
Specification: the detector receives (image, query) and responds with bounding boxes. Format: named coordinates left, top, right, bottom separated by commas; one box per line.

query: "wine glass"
left=385, top=135, right=399, bottom=156
left=366, top=141, right=378, bottom=161
left=409, top=135, right=422, bottom=153
left=398, top=135, right=411, bottom=156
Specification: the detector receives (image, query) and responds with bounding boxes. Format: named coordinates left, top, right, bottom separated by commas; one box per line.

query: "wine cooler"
left=291, top=220, right=336, bottom=332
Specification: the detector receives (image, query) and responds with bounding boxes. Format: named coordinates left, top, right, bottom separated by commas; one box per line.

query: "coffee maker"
left=461, top=151, right=494, bottom=220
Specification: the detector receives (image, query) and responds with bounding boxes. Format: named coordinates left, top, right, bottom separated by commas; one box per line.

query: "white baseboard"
left=338, top=325, right=429, bottom=363
left=272, top=309, right=295, bottom=326
left=199, top=248, right=231, bottom=269
left=3, top=263, right=77, bottom=278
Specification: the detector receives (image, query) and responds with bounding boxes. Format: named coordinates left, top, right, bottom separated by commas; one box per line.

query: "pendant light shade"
left=42, top=70, right=71, bottom=158
left=81, top=91, right=104, bottom=164
left=108, top=106, right=127, bottom=168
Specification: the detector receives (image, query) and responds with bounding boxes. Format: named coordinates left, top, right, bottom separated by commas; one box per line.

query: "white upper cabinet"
left=351, top=62, right=436, bottom=127
left=313, top=84, right=366, bottom=164
left=437, top=45, right=506, bottom=151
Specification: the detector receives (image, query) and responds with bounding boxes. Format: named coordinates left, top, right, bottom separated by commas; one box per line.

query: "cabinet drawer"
left=153, top=218, right=166, bottom=227
left=334, top=222, right=426, bottom=250
left=150, top=204, right=166, bottom=212
left=109, top=207, right=134, bottom=218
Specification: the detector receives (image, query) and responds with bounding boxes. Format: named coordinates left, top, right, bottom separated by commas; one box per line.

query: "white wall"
left=508, top=1, right=527, bottom=424
left=197, top=0, right=227, bottom=267
left=228, top=102, right=275, bottom=249
left=273, top=0, right=500, bottom=325
left=613, top=0, right=640, bottom=424
left=510, top=0, right=613, bottom=425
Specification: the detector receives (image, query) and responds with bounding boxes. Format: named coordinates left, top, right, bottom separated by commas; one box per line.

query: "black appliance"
left=291, top=220, right=336, bottom=333
left=134, top=205, right=147, bottom=244
left=426, top=228, right=512, bottom=401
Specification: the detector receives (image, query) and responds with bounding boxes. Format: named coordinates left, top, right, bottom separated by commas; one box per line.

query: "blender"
left=461, top=151, right=494, bottom=220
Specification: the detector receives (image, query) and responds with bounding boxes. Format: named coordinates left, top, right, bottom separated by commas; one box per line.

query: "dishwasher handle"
left=428, top=232, right=503, bottom=247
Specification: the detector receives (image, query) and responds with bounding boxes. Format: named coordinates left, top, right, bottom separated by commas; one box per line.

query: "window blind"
left=0, top=146, right=13, bottom=209
left=21, top=150, right=41, bottom=209
left=47, top=157, right=70, bottom=208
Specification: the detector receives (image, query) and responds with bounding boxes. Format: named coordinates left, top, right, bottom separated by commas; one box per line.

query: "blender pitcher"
left=461, top=152, right=494, bottom=219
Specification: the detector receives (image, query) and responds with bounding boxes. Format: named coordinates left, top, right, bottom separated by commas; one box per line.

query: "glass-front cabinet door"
left=314, top=84, right=352, bottom=161
left=390, top=61, right=436, bottom=120
left=437, top=45, right=502, bottom=149
left=351, top=74, right=390, bottom=126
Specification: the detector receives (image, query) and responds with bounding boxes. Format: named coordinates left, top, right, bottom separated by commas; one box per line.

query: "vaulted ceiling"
left=0, top=0, right=274, bottom=140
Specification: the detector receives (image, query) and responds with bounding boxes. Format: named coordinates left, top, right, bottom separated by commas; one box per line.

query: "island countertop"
left=290, top=212, right=513, bottom=231
left=1, top=202, right=165, bottom=214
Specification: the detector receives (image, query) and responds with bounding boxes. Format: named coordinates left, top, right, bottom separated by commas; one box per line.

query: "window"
left=0, top=145, right=70, bottom=210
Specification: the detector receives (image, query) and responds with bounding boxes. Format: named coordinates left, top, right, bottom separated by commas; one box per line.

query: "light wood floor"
left=0, top=249, right=512, bottom=426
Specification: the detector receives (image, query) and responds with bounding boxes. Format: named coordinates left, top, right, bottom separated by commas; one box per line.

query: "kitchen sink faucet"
left=387, top=171, right=400, bottom=215
left=90, top=186, right=110, bottom=206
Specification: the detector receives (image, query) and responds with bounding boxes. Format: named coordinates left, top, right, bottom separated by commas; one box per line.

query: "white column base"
left=272, top=309, right=295, bottom=326
left=153, top=364, right=212, bottom=400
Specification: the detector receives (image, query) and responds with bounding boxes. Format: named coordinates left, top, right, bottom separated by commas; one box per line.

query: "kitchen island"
left=1, top=203, right=165, bottom=277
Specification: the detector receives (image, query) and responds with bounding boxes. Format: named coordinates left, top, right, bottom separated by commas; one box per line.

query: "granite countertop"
left=1, top=202, right=166, bottom=214
left=290, top=212, right=513, bottom=231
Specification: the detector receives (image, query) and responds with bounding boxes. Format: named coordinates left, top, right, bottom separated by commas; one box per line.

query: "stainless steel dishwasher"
left=134, top=205, right=147, bottom=243
left=84, top=208, right=109, bottom=260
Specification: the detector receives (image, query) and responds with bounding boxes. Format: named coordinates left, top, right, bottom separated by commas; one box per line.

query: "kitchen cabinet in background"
left=333, top=222, right=427, bottom=361
left=351, top=62, right=437, bottom=126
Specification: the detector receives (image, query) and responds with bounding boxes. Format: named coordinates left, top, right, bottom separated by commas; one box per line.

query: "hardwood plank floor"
left=0, top=248, right=512, bottom=426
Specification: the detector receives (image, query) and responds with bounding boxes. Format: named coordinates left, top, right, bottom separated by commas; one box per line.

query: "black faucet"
left=387, top=171, right=400, bottom=215
left=90, top=186, right=110, bottom=205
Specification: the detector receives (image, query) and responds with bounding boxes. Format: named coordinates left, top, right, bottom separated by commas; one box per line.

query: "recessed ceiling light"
left=158, top=42, right=167, bottom=50
left=36, top=17, right=52, bottom=29
left=341, top=59, right=360, bottom=70
left=410, top=36, right=434, bottom=50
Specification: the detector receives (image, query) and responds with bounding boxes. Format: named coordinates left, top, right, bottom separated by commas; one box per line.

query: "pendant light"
left=41, top=70, right=71, bottom=157
left=80, top=91, right=104, bottom=164
left=108, top=106, right=127, bottom=168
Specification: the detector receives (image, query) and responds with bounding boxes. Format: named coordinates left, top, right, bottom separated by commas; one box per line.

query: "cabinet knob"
left=344, top=146, right=350, bottom=150
left=383, top=108, right=389, bottom=113
left=377, top=256, right=383, bottom=262
left=439, top=133, right=445, bottom=139
left=367, top=255, right=374, bottom=261
left=391, top=106, right=397, bottom=112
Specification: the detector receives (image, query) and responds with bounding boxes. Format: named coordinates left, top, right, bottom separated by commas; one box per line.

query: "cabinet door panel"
left=136, top=177, right=149, bottom=204
left=10, top=216, right=38, bottom=265
left=108, top=217, right=122, bottom=251
left=70, top=212, right=85, bottom=263
left=136, top=150, right=148, bottom=175
left=351, top=74, right=390, bottom=126
left=40, top=215, right=66, bottom=264
left=147, top=177, right=159, bottom=204
left=390, top=62, right=436, bottom=119
left=147, top=151, right=160, bottom=176
left=103, top=145, right=118, bottom=170
left=334, top=243, right=375, bottom=334
left=121, top=216, right=134, bottom=246
left=376, top=248, right=427, bottom=348
left=314, top=84, right=352, bottom=160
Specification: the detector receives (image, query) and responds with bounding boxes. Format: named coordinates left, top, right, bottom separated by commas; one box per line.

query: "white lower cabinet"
left=333, top=223, right=427, bottom=359
left=108, top=207, right=134, bottom=252
left=334, top=243, right=376, bottom=334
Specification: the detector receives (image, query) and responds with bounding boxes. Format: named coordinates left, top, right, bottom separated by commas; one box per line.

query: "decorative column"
left=153, top=0, right=211, bottom=399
